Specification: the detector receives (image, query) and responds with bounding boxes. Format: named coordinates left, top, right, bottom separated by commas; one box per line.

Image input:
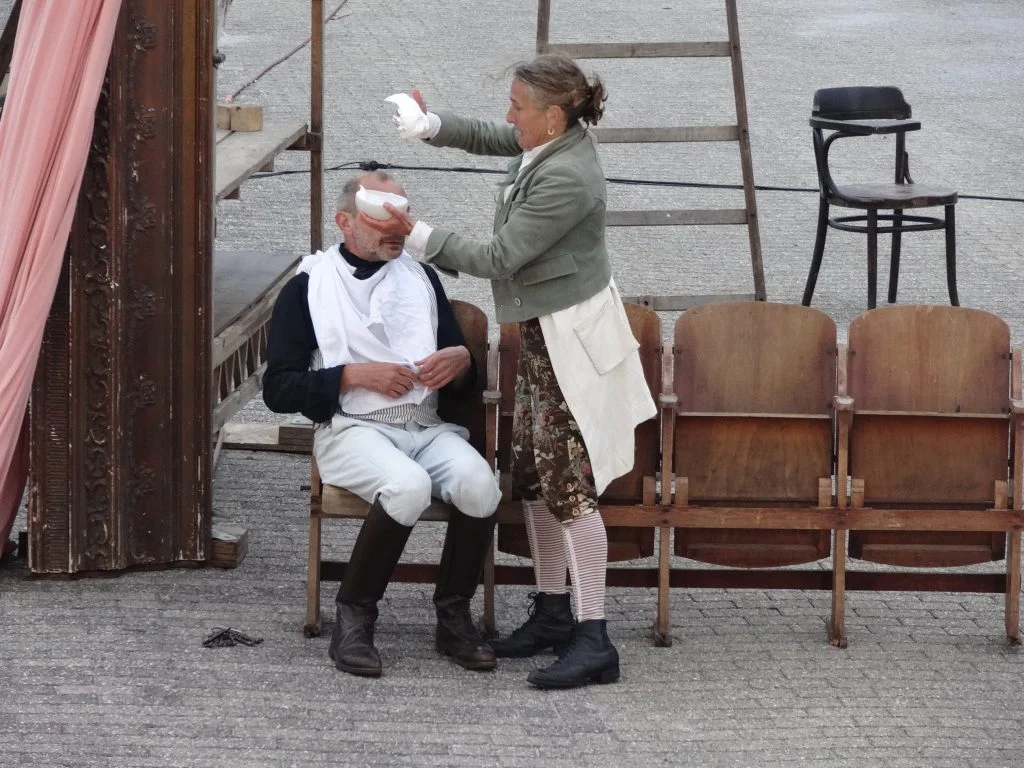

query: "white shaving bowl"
left=355, top=186, right=409, bottom=220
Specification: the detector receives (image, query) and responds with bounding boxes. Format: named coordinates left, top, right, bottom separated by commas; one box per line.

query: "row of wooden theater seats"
left=305, top=300, right=1024, bottom=649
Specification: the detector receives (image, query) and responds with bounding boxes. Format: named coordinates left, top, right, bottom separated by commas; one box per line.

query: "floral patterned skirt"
left=510, top=318, right=598, bottom=522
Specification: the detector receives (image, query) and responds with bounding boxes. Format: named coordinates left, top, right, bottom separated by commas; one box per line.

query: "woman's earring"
left=547, top=127, right=555, bottom=136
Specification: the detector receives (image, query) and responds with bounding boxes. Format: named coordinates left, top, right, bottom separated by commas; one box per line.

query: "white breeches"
left=314, top=415, right=501, bottom=526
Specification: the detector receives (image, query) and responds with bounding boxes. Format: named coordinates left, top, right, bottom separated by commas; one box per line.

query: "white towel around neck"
left=297, top=244, right=436, bottom=414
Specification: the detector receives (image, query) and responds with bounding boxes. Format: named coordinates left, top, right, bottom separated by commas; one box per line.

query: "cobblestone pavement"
left=2, top=1, right=1024, bottom=767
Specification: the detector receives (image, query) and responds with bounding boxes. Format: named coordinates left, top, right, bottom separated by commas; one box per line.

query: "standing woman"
left=366, top=53, right=656, bottom=689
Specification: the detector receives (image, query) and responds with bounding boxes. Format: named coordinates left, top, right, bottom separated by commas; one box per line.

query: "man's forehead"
left=359, top=177, right=405, bottom=197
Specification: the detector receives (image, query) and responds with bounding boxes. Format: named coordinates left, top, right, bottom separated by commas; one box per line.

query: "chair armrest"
left=810, top=116, right=921, bottom=135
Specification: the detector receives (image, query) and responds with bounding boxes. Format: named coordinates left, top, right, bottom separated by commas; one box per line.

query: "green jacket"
left=424, top=111, right=611, bottom=323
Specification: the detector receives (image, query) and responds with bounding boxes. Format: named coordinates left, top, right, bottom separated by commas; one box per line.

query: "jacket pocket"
left=573, top=298, right=640, bottom=375
left=519, top=252, right=578, bottom=286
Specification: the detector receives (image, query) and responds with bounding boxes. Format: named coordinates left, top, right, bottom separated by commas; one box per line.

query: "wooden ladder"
left=537, top=0, right=767, bottom=307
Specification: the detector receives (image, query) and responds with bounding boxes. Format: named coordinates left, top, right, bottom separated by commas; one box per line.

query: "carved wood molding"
left=30, top=0, right=213, bottom=573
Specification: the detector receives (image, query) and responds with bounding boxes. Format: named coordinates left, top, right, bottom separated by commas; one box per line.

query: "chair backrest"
left=846, top=305, right=1010, bottom=506
left=810, top=86, right=911, bottom=198
left=673, top=301, right=837, bottom=503
left=437, top=300, right=489, bottom=455
left=813, top=86, right=910, bottom=121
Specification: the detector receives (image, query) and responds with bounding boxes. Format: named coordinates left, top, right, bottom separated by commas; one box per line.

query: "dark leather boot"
left=526, top=619, right=620, bottom=689
left=433, top=511, right=497, bottom=671
left=329, top=500, right=412, bottom=677
left=490, top=592, right=575, bottom=658
left=329, top=601, right=381, bottom=677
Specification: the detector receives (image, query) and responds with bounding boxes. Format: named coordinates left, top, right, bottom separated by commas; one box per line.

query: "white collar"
left=521, top=136, right=558, bottom=169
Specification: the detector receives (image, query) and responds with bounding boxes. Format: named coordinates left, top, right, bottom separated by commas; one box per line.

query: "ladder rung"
left=622, top=294, right=755, bottom=311
left=607, top=209, right=749, bottom=226
left=593, top=126, right=739, bottom=143
left=543, top=41, right=731, bottom=59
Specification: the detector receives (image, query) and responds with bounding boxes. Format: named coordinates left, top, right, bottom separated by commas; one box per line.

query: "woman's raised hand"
left=386, top=89, right=433, bottom=139
left=359, top=203, right=416, bottom=237
left=411, top=88, right=428, bottom=114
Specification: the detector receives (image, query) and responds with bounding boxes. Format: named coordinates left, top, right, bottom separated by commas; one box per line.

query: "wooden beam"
left=212, top=266, right=295, bottom=366
left=215, top=120, right=307, bottom=201
left=607, top=208, right=748, bottom=226
left=593, top=125, right=739, bottom=143
left=211, top=364, right=265, bottom=434
left=542, top=41, right=731, bottom=59
left=621, top=293, right=754, bottom=311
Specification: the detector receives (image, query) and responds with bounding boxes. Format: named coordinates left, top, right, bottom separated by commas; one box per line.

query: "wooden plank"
left=675, top=418, right=834, bottom=502
left=593, top=125, right=738, bottom=143
left=854, top=410, right=1008, bottom=420
left=607, top=208, right=748, bottom=226
left=213, top=266, right=296, bottom=367
left=678, top=412, right=832, bottom=420
left=213, top=249, right=300, bottom=335
left=536, top=0, right=551, bottom=51
left=850, top=414, right=1008, bottom=505
left=542, top=41, right=731, bottom=59
left=674, top=302, right=838, bottom=413
left=212, top=365, right=265, bottom=433
left=622, top=294, right=754, bottom=311
left=315, top=560, right=1007, bottom=594
left=215, top=120, right=307, bottom=201
left=310, top=0, right=324, bottom=254
left=726, top=0, right=767, bottom=301
left=847, top=305, right=1011, bottom=413
left=850, top=540, right=1004, bottom=568
left=219, top=422, right=311, bottom=454
left=581, top=504, right=1024, bottom=533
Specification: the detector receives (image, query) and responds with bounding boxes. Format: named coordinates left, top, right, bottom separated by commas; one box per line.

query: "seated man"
left=263, top=171, right=501, bottom=678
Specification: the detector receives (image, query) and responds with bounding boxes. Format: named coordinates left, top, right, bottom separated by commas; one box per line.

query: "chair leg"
left=801, top=198, right=830, bottom=306
left=944, top=204, right=959, bottom=306
left=888, top=210, right=903, bottom=304
left=866, top=209, right=878, bottom=309
left=481, top=533, right=497, bottom=640
left=829, top=528, right=848, bottom=648
left=654, top=524, right=672, bottom=647
left=1006, top=530, right=1021, bottom=645
left=304, top=514, right=323, bottom=638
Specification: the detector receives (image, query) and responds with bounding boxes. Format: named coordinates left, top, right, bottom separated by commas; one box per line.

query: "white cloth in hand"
left=385, top=93, right=440, bottom=140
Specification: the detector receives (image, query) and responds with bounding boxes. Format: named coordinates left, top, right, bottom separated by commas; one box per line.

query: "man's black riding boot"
left=433, top=511, right=497, bottom=671
left=329, top=499, right=412, bottom=677
left=490, top=591, right=575, bottom=658
left=526, top=618, right=620, bottom=689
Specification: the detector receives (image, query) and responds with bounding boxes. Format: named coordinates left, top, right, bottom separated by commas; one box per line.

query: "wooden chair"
left=664, top=302, right=841, bottom=644
left=801, top=86, right=959, bottom=309
left=490, top=303, right=665, bottom=629
left=304, top=300, right=499, bottom=638
left=834, top=305, right=1023, bottom=645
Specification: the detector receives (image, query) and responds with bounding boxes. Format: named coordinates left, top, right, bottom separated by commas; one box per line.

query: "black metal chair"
left=801, top=86, right=958, bottom=309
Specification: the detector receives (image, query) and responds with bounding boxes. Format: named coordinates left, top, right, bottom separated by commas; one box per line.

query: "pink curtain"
left=0, top=0, right=123, bottom=554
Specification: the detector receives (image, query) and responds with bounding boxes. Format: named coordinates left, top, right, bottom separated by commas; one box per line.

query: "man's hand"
left=415, top=346, right=471, bottom=391
left=341, top=362, right=420, bottom=399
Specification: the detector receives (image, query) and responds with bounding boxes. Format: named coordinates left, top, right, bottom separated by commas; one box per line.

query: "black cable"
left=249, top=159, right=1024, bottom=204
